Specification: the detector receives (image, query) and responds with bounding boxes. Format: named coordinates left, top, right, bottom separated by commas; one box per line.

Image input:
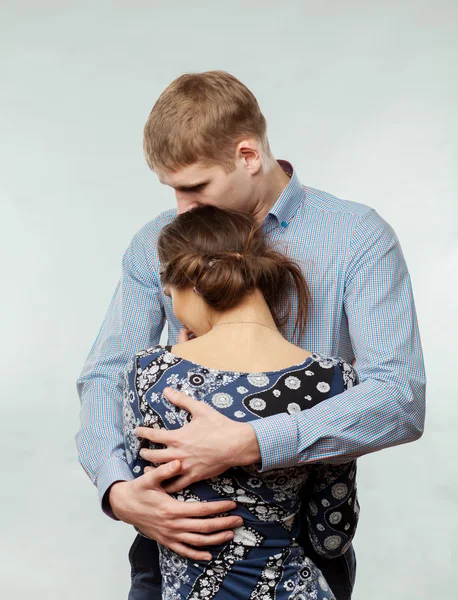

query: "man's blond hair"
left=143, top=71, right=270, bottom=173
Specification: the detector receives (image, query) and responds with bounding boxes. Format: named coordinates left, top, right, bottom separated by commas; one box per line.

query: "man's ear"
left=236, top=139, right=263, bottom=175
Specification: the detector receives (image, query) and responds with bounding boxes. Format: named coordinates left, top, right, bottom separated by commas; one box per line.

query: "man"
left=76, top=71, right=426, bottom=599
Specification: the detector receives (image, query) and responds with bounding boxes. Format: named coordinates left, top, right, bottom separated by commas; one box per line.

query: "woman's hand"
left=136, top=388, right=262, bottom=493
left=178, top=327, right=195, bottom=343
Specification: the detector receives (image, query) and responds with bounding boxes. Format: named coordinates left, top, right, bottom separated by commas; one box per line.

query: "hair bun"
left=192, top=252, right=254, bottom=309
left=157, top=205, right=310, bottom=339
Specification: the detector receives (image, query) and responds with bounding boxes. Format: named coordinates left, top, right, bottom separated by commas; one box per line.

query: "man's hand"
left=108, top=460, right=243, bottom=561
left=136, top=388, right=262, bottom=494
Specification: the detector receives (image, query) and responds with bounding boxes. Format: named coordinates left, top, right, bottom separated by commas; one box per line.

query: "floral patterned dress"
left=123, top=345, right=360, bottom=600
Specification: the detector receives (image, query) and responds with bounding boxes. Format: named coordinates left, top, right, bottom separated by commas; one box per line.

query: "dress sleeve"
left=304, top=461, right=359, bottom=559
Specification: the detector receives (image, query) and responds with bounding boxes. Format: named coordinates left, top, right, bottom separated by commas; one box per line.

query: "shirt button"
left=281, top=221, right=288, bottom=228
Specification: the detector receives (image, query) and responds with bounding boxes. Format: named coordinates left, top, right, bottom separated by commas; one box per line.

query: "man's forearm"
left=76, top=376, right=135, bottom=517
left=249, top=376, right=425, bottom=471
left=76, top=219, right=168, bottom=515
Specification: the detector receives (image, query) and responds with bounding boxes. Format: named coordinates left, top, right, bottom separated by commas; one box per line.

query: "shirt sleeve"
left=249, top=209, right=426, bottom=470
left=75, top=220, right=166, bottom=518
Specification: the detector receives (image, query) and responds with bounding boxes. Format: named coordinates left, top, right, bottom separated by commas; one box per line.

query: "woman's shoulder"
left=311, top=353, right=359, bottom=389
left=134, top=343, right=168, bottom=360
left=125, top=344, right=171, bottom=374
left=124, top=344, right=166, bottom=374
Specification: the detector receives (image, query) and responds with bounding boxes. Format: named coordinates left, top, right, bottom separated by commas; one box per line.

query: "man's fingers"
left=139, top=460, right=181, bottom=488
left=140, top=448, right=178, bottom=464
left=136, top=426, right=173, bottom=445
left=180, top=515, right=243, bottom=534
left=179, top=499, right=238, bottom=518
left=170, top=542, right=212, bottom=562
left=163, top=387, right=205, bottom=414
left=164, top=474, right=194, bottom=494
left=178, top=530, right=234, bottom=547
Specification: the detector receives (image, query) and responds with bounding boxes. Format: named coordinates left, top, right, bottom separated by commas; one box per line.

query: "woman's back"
left=167, top=311, right=312, bottom=374
left=122, top=204, right=360, bottom=598
left=123, top=344, right=359, bottom=600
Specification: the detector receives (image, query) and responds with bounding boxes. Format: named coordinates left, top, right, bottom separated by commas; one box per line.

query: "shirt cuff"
left=97, top=456, right=135, bottom=520
left=248, top=413, right=299, bottom=472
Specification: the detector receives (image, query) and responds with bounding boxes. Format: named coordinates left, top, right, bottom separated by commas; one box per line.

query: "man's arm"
left=249, top=209, right=426, bottom=470
left=76, top=223, right=166, bottom=513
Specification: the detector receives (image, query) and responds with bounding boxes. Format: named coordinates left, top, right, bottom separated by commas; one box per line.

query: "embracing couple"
left=76, top=71, right=425, bottom=600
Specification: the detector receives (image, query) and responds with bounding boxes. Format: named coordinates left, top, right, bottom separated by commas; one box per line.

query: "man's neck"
left=251, top=159, right=292, bottom=223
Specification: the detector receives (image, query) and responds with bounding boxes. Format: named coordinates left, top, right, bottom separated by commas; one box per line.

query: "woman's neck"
left=172, top=289, right=310, bottom=373
left=209, top=289, right=277, bottom=331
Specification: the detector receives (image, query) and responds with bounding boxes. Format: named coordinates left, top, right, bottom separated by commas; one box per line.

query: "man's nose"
left=176, top=195, right=200, bottom=214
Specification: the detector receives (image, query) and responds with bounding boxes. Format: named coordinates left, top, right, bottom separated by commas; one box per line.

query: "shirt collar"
left=268, top=160, right=305, bottom=227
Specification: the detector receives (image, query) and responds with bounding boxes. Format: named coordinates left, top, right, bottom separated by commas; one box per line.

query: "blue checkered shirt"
left=76, top=161, right=426, bottom=513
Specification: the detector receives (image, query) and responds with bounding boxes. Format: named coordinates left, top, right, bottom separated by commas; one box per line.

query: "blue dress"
left=122, top=345, right=359, bottom=600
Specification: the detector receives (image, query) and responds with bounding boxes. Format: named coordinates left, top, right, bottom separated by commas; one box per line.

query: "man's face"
left=158, top=161, right=255, bottom=214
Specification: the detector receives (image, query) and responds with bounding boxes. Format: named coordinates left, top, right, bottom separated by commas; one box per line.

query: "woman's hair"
left=157, top=205, right=310, bottom=339
left=143, top=70, right=271, bottom=174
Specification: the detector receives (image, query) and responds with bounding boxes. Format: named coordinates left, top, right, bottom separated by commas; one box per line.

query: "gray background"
left=1, top=1, right=457, bottom=598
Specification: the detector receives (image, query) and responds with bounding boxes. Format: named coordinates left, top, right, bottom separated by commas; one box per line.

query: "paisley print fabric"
left=122, top=345, right=360, bottom=599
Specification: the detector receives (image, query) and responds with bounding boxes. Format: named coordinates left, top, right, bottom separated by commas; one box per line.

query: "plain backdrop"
left=1, top=1, right=457, bottom=598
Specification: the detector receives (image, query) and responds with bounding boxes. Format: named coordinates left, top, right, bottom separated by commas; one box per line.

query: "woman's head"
left=158, top=205, right=309, bottom=338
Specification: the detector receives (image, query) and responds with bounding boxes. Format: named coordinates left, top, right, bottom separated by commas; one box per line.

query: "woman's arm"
left=302, top=460, right=359, bottom=559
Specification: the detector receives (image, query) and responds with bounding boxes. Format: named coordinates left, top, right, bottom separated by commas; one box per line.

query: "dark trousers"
left=127, top=534, right=356, bottom=599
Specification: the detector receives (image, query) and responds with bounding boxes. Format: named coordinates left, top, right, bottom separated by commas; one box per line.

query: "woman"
left=122, top=205, right=359, bottom=600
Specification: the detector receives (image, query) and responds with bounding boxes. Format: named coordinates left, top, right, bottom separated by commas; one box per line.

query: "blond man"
left=77, top=71, right=425, bottom=599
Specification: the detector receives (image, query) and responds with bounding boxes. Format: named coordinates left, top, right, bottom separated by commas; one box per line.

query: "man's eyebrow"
left=174, top=181, right=210, bottom=191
